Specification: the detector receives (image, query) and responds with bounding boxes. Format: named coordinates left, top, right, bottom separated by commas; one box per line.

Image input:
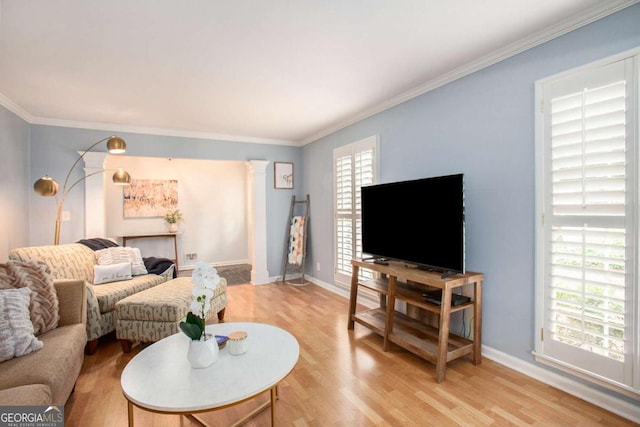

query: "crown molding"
left=0, top=92, right=34, bottom=123
left=28, top=116, right=299, bottom=146
left=299, top=0, right=640, bottom=145
left=2, top=1, right=637, bottom=147
left=0, top=95, right=298, bottom=146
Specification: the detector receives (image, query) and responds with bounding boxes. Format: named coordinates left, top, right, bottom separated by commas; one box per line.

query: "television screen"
left=361, top=173, right=465, bottom=274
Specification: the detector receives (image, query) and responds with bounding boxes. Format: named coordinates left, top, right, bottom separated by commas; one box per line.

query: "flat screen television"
left=361, top=173, right=465, bottom=274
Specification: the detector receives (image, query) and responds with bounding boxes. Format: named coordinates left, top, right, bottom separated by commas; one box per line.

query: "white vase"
left=168, top=223, right=178, bottom=233
left=187, top=336, right=219, bottom=368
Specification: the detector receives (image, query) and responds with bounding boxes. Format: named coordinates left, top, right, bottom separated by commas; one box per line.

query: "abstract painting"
left=123, top=179, right=178, bottom=218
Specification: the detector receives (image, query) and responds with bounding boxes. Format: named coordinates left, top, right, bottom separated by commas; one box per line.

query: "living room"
left=2, top=1, right=640, bottom=425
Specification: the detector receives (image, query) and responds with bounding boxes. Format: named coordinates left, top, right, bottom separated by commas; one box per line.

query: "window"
left=535, top=49, right=639, bottom=396
left=334, top=136, right=377, bottom=285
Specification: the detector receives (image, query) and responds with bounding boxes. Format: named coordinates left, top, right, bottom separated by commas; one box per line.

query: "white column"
left=247, top=160, right=270, bottom=285
left=82, top=152, right=108, bottom=239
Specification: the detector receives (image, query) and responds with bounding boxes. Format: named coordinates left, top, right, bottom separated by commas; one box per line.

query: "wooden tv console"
left=347, top=259, right=483, bottom=383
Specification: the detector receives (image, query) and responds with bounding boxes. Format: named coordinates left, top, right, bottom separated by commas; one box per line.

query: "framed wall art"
left=123, top=179, right=178, bottom=218
left=274, top=162, right=294, bottom=189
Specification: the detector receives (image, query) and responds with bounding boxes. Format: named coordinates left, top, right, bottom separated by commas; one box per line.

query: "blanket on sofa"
left=76, top=238, right=118, bottom=250
left=141, top=257, right=176, bottom=278
left=77, top=239, right=177, bottom=278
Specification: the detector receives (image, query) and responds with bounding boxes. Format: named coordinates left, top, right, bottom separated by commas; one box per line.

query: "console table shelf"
left=395, top=283, right=474, bottom=315
left=121, top=233, right=180, bottom=274
left=357, top=278, right=392, bottom=295
left=348, top=259, right=483, bottom=383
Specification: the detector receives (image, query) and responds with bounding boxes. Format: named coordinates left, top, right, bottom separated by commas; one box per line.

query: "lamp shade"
left=107, top=136, right=126, bottom=154
left=112, top=169, right=131, bottom=185
left=33, top=175, right=59, bottom=197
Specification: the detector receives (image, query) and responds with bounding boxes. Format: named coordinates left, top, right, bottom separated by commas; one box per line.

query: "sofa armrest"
left=159, top=264, right=175, bottom=282
left=54, top=279, right=87, bottom=327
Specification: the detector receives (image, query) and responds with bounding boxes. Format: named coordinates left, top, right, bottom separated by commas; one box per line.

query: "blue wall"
left=28, top=125, right=303, bottom=276
left=0, top=106, right=30, bottom=260
left=303, top=4, right=640, bottom=372
left=5, top=4, right=640, bottom=403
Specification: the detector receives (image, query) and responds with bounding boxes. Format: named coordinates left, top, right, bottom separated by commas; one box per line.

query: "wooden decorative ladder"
left=281, top=194, right=310, bottom=285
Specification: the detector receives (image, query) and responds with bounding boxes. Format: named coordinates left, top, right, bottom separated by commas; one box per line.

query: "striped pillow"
left=0, top=260, right=59, bottom=336
left=95, top=247, right=148, bottom=276
left=0, top=287, right=43, bottom=362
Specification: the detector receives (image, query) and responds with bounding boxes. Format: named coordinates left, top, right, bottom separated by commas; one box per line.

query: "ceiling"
left=0, top=1, right=637, bottom=145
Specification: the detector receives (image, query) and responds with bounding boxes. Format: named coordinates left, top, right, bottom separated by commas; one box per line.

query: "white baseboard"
left=304, top=274, right=640, bottom=424
left=181, top=259, right=250, bottom=272
left=304, top=275, right=379, bottom=307
left=214, top=259, right=250, bottom=267
left=482, top=346, right=640, bottom=423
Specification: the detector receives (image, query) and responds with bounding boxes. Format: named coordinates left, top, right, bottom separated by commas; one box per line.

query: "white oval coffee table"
left=121, top=322, right=299, bottom=426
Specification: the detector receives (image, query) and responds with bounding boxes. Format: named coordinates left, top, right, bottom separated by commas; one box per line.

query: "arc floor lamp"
left=33, top=135, right=132, bottom=245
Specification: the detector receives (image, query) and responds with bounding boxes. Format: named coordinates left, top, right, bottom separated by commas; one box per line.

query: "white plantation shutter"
left=334, top=136, right=377, bottom=285
left=551, top=80, right=627, bottom=216
left=549, top=226, right=626, bottom=363
left=536, top=54, right=638, bottom=394
left=336, top=153, right=354, bottom=274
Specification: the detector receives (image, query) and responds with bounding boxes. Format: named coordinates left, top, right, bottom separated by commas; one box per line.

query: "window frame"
left=333, top=135, right=378, bottom=288
left=534, top=47, right=640, bottom=398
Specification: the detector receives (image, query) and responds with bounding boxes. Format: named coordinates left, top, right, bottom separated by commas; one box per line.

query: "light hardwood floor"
left=64, top=282, right=635, bottom=426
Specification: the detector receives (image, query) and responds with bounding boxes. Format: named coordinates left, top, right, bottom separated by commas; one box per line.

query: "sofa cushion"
left=0, top=260, right=59, bottom=335
left=115, top=277, right=227, bottom=344
left=95, top=247, right=148, bottom=276
left=91, top=274, right=164, bottom=313
left=0, top=384, right=52, bottom=406
left=116, top=276, right=227, bottom=322
left=9, top=244, right=96, bottom=283
left=0, top=323, right=86, bottom=405
left=93, top=262, right=132, bottom=285
left=0, top=288, right=43, bottom=362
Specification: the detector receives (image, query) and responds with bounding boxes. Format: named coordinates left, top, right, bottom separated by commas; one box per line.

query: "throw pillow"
left=0, top=288, right=44, bottom=362
left=95, top=247, right=148, bottom=276
left=0, top=260, right=59, bottom=336
left=93, top=262, right=132, bottom=285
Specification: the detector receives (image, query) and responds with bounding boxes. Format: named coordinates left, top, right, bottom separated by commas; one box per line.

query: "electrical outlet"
left=185, top=253, right=198, bottom=261
left=62, top=211, right=71, bottom=221
left=316, top=262, right=320, bottom=271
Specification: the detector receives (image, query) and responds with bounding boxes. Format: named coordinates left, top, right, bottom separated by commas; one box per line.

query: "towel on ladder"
left=288, top=216, right=306, bottom=265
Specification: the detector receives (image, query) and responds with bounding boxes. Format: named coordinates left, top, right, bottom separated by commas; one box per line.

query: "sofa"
left=0, top=279, right=86, bottom=405
left=9, top=243, right=174, bottom=354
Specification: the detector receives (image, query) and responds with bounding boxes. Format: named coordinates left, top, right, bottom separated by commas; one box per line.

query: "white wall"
left=104, top=155, right=248, bottom=269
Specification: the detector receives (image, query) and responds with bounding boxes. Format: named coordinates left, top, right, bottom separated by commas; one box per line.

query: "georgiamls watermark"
left=0, top=406, right=64, bottom=427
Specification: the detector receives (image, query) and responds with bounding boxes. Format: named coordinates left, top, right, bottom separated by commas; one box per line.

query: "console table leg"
left=347, top=265, right=360, bottom=329
left=473, top=280, right=483, bottom=365
left=436, top=289, right=453, bottom=383
left=383, top=276, right=397, bottom=352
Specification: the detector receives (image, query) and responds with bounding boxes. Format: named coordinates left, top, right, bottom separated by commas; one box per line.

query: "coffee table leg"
left=229, top=386, right=277, bottom=427
left=270, top=386, right=276, bottom=425
left=128, top=400, right=134, bottom=427
left=187, top=414, right=209, bottom=426
left=186, top=385, right=281, bottom=427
